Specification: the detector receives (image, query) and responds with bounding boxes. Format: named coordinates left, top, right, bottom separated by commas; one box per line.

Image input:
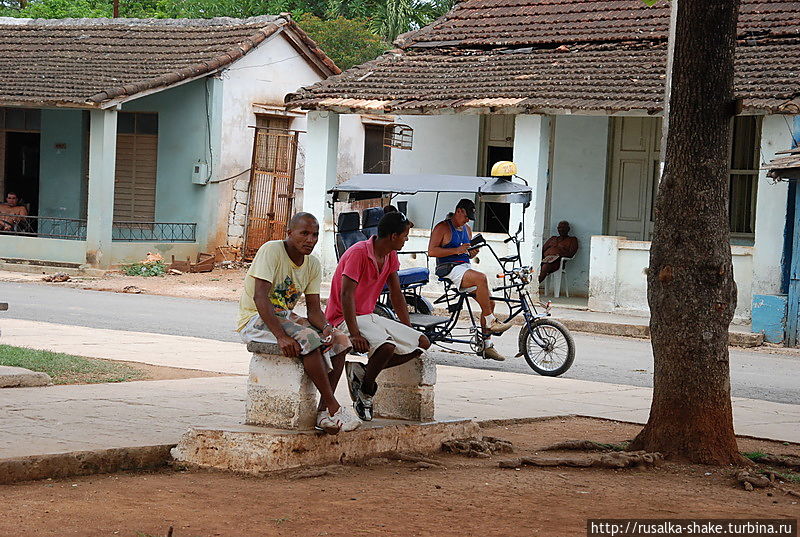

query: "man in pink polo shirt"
left=326, top=211, right=431, bottom=421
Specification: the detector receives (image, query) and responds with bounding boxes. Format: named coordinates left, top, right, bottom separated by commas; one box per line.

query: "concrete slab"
left=0, top=365, right=51, bottom=388
left=171, top=419, right=480, bottom=475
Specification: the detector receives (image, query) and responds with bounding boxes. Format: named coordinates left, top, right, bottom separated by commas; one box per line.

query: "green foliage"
left=122, top=260, right=166, bottom=277
left=0, top=344, right=145, bottom=384
left=325, top=0, right=454, bottom=41
left=297, top=14, right=387, bottom=70
left=742, top=451, right=767, bottom=462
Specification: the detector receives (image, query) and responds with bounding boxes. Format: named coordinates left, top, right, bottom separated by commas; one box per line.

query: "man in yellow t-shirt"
left=237, top=212, right=360, bottom=434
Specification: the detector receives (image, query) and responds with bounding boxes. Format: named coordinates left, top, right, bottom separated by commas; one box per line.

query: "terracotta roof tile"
left=288, top=37, right=800, bottom=113
left=0, top=16, right=339, bottom=108
left=397, top=0, right=800, bottom=49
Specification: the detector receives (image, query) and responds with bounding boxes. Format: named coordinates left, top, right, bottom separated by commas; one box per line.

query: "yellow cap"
left=490, top=161, right=517, bottom=177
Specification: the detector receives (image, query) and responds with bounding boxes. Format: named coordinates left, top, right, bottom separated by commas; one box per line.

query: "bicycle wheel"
left=373, top=302, right=397, bottom=320
left=518, top=318, right=575, bottom=376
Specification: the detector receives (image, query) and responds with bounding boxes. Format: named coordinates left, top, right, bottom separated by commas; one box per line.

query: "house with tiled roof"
left=0, top=15, right=345, bottom=267
left=288, top=0, right=800, bottom=326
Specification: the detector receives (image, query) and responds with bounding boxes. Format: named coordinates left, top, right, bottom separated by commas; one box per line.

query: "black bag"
left=435, top=262, right=459, bottom=279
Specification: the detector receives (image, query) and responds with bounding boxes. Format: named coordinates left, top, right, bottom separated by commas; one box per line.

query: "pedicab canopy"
left=329, top=174, right=532, bottom=204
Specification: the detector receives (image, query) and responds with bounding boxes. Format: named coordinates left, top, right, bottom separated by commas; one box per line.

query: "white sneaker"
left=330, top=406, right=363, bottom=432
left=316, top=410, right=341, bottom=435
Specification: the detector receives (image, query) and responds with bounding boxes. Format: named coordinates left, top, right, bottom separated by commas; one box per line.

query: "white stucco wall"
left=751, top=114, right=795, bottom=295
left=336, top=115, right=367, bottom=183
left=217, top=32, right=325, bottom=248
left=588, top=236, right=753, bottom=322
left=390, top=115, right=481, bottom=228
left=548, top=115, right=610, bottom=296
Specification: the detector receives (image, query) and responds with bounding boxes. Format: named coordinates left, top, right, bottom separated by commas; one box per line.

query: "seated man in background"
left=327, top=211, right=431, bottom=421
left=0, top=192, right=27, bottom=231
left=427, top=198, right=512, bottom=362
left=236, top=212, right=360, bottom=435
left=539, top=220, right=579, bottom=284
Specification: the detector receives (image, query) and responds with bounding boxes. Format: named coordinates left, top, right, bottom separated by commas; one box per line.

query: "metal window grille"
left=112, top=222, right=196, bottom=242
left=0, top=215, right=86, bottom=240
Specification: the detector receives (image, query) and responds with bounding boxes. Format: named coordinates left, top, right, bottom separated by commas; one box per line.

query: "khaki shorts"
left=240, top=312, right=351, bottom=372
left=338, top=313, right=426, bottom=357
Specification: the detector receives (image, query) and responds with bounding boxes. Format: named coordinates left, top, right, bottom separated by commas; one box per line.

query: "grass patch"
left=742, top=451, right=767, bottom=462
left=0, top=344, right=146, bottom=385
left=759, top=469, right=800, bottom=484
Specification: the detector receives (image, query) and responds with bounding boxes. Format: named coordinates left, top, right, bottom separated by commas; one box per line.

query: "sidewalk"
left=1, top=319, right=797, bottom=461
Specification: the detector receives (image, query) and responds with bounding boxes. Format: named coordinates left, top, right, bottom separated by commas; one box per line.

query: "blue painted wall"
left=38, top=109, right=85, bottom=219
left=123, top=78, right=215, bottom=245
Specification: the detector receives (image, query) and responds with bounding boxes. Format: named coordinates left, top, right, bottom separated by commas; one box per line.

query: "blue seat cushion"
left=398, top=267, right=429, bottom=286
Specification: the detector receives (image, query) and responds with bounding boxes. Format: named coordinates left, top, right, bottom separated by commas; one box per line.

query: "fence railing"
left=112, top=222, right=197, bottom=242
left=0, top=215, right=87, bottom=240
left=0, top=216, right=197, bottom=243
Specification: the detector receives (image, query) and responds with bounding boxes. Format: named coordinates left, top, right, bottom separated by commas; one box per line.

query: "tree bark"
left=630, top=0, right=746, bottom=465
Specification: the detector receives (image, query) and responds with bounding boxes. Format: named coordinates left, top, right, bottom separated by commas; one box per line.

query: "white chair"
left=544, top=256, right=573, bottom=298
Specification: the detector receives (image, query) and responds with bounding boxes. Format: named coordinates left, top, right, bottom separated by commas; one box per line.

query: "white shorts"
left=443, top=263, right=472, bottom=290
left=338, top=314, right=426, bottom=357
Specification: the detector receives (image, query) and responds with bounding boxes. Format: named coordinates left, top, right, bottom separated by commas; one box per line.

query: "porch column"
left=85, top=108, right=117, bottom=268
left=303, top=111, right=340, bottom=223
left=751, top=115, right=792, bottom=296
left=511, top=115, right=551, bottom=283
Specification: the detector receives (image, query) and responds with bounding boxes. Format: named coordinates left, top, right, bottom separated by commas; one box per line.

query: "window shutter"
left=114, top=133, right=157, bottom=222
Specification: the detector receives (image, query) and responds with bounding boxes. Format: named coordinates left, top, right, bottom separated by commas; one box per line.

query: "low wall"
left=588, top=235, right=753, bottom=321
left=0, top=236, right=86, bottom=265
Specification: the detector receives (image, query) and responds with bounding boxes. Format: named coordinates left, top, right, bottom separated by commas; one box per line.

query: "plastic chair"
left=544, top=256, right=573, bottom=298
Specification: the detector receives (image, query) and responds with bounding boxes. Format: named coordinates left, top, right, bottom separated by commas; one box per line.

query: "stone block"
left=234, top=213, right=246, bottom=226
left=233, top=178, right=249, bottom=192
left=0, top=366, right=51, bottom=388
left=171, top=419, right=480, bottom=475
left=235, top=190, right=249, bottom=204
left=245, top=349, right=317, bottom=430
left=228, top=224, right=244, bottom=238
left=373, top=355, right=436, bottom=421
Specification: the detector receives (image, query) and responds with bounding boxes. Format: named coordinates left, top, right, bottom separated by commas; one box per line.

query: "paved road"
left=2, top=282, right=799, bottom=405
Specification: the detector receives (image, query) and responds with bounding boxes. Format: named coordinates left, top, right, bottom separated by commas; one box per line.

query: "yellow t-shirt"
left=236, top=240, right=322, bottom=331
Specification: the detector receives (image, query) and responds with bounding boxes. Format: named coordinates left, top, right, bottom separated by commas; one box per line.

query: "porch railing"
left=112, top=222, right=197, bottom=242
left=0, top=216, right=197, bottom=242
left=0, top=215, right=87, bottom=240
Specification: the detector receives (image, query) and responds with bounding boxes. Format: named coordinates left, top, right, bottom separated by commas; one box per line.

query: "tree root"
left=735, top=469, right=800, bottom=497
left=387, top=452, right=447, bottom=468
left=540, top=440, right=630, bottom=452
left=753, top=454, right=800, bottom=471
left=441, top=436, right=514, bottom=458
left=498, top=451, right=663, bottom=469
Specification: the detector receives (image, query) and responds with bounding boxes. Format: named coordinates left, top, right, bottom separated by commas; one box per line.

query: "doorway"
left=4, top=131, right=40, bottom=217
left=478, top=115, right=515, bottom=233
left=606, top=117, right=662, bottom=240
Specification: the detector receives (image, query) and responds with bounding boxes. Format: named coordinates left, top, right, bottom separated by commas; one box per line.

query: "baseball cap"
left=455, top=198, right=476, bottom=220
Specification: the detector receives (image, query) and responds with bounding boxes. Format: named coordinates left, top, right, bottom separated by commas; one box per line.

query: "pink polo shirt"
left=326, top=237, right=400, bottom=327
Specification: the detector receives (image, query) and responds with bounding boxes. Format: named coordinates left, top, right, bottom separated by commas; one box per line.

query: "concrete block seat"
left=245, top=341, right=436, bottom=430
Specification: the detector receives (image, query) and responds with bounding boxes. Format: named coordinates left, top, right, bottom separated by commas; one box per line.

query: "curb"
left=0, top=444, right=173, bottom=485
left=429, top=306, right=763, bottom=348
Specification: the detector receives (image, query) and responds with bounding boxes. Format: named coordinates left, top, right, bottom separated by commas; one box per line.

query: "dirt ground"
left=0, top=267, right=248, bottom=302
left=104, top=359, right=233, bottom=383
left=2, top=418, right=798, bottom=537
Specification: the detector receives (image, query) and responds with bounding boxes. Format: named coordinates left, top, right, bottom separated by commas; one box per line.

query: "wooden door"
left=607, top=117, right=661, bottom=240
left=243, top=125, right=299, bottom=260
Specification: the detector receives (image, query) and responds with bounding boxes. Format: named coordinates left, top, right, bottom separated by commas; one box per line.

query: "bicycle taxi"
left=329, top=162, right=575, bottom=376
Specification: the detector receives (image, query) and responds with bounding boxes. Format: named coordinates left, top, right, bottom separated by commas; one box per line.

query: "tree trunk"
left=630, top=0, right=746, bottom=465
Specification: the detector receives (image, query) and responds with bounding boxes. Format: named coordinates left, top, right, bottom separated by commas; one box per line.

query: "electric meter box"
left=192, top=161, right=209, bottom=185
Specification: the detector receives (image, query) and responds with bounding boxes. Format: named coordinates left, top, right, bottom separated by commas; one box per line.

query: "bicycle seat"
left=499, top=255, right=519, bottom=263
left=458, top=285, right=478, bottom=295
